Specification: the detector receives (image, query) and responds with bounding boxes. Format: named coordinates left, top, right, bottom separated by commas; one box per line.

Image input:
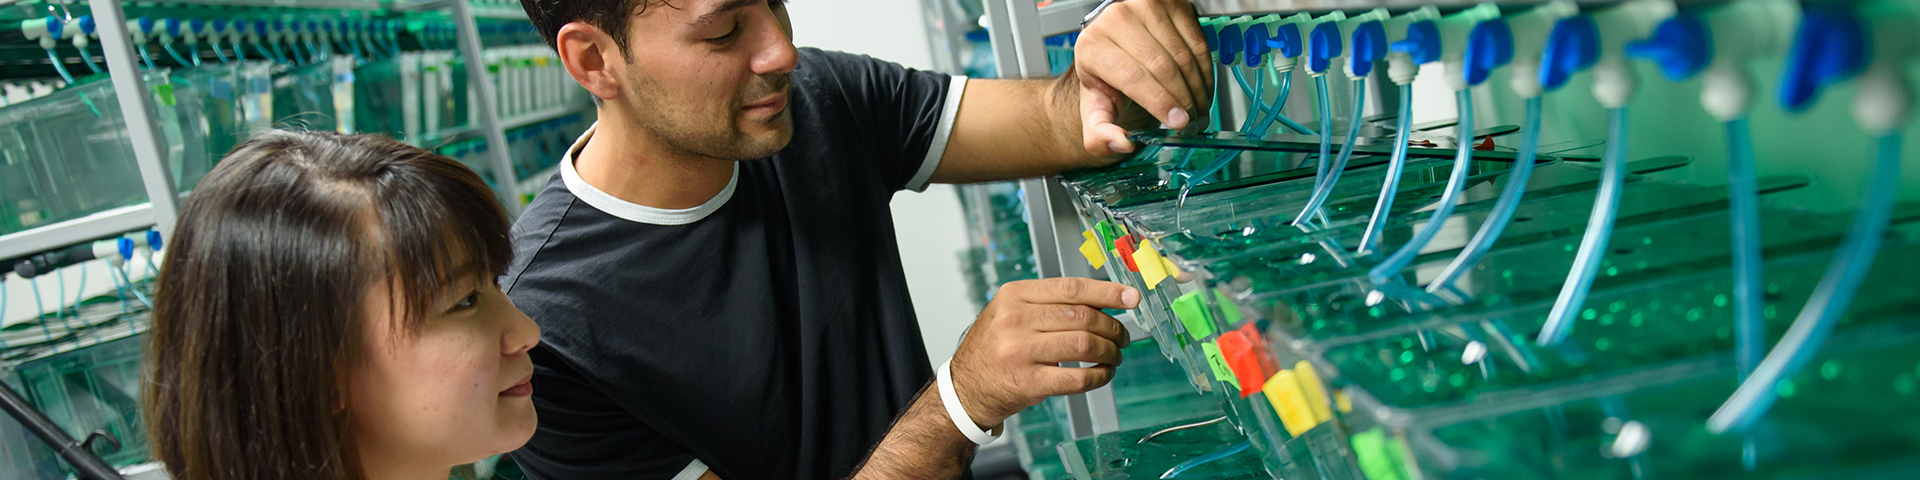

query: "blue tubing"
left=1292, top=77, right=1367, bottom=226
left=1368, top=89, right=1476, bottom=283
left=1160, top=440, right=1252, bottom=478
left=1428, top=97, right=1545, bottom=291
left=1313, top=74, right=1333, bottom=183
left=47, top=49, right=75, bottom=84
left=1360, top=83, right=1415, bottom=255
left=1708, top=134, right=1902, bottom=434
left=1537, top=107, right=1630, bottom=345
left=80, top=47, right=104, bottom=74
left=1725, top=117, right=1764, bottom=381
left=162, top=42, right=192, bottom=67
left=1240, top=68, right=1265, bottom=133
left=1252, top=71, right=1317, bottom=136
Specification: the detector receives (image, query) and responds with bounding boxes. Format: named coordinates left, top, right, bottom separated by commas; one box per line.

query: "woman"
left=143, top=130, right=540, bottom=480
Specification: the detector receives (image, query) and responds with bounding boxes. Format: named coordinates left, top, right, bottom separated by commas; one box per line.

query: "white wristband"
left=936, top=360, right=1003, bottom=445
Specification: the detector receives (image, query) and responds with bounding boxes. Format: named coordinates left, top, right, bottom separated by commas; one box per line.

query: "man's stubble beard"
left=626, top=65, right=794, bottom=162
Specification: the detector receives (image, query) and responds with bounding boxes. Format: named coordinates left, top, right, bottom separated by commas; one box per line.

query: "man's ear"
left=556, top=22, right=625, bottom=101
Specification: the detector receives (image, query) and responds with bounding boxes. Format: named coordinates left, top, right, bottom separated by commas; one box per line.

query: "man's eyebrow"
left=690, top=0, right=760, bottom=27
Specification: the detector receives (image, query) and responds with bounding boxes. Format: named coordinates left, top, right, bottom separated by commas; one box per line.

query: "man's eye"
left=708, top=25, right=740, bottom=43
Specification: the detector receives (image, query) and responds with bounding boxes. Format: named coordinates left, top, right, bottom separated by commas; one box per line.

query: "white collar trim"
left=560, top=122, right=738, bottom=226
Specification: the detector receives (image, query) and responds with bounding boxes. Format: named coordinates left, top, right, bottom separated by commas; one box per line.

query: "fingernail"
left=1108, top=140, right=1132, bottom=153
left=1168, top=107, right=1190, bottom=129
left=1121, top=288, right=1140, bottom=309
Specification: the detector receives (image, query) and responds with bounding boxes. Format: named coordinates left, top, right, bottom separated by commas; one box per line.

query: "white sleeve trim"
left=905, top=76, right=968, bottom=193
left=669, top=458, right=710, bottom=480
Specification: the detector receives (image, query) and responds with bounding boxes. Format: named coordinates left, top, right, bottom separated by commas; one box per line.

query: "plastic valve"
left=1589, top=0, right=1678, bottom=107
left=1506, top=0, right=1580, bottom=98
left=1244, top=21, right=1270, bottom=67
left=21, top=17, right=60, bottom=50
left=1626, top=14, right=1710, bottom=81
left=1431, top=3, right=1502, bottom=91
left=1777, top=10, right=1866, bottom=113
left=1217, top=19, right=1244, bottom=66
left=1463, top=19, right=1513, bottom=86
left=1348, top=21, right=1387, bottom=77
left=1271, top=20, right=1302, bottom=59
left=1381, top=6, right=1441, bottom=85
left=1540, top=15, right=1600, bottom=92
left=1850, top=0, right=1919, bottom=133
left=1293, top=11, right=1346, bottom=75
left=1308, top=21, right=1341, bottom=75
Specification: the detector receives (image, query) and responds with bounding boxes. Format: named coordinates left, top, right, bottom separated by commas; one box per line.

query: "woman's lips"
left=502, top=374, right=533, bottom=397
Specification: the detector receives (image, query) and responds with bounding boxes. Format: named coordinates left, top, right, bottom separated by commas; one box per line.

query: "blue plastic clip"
left=147, top=230, right=163, bottom=251
left=1778, top=10, right=1868, bottom=113
left=1218, top=22, right=1244, bottom=65
left=1540, top=15, right=1600, bottom=91
left=1464, top=19, right=1513, bottom=86
left=1350, top=21, right=1386, bottom=76
left=1245, top=22, right=1270, bottom=67
left=1272, top=22, right=1302, bottom=59
left=1391, top=20, right=1441, bottom=65
left=1626, top=14, right=1712, bottom=81
left=1308, top=21, right=1341, bottom=73
left=77, top=15, right=95, bottom=36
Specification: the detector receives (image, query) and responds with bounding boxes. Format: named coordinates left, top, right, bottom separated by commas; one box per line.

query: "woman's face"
left=347, top=274, right=541, bottom=472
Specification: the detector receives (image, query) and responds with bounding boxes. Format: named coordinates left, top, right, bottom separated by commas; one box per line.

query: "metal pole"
left=92, top=0, right=180, bottom=240
left=0, top=381, right=125, bottom=480
left=1004, top=0, right=1122, bottom=438
left=452, top=0, right=525, bottom=216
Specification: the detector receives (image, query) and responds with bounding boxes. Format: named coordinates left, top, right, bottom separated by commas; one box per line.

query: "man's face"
left=618, top=0, right=796, bottom=161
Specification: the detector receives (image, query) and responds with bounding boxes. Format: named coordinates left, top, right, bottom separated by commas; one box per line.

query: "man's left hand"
left=1073, top=0, right=1214, bottom=156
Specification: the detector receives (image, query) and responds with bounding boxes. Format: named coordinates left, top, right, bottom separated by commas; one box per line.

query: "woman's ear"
left=556, top=22, right=626, bottom=101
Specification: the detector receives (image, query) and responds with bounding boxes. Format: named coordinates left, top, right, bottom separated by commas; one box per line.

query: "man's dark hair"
left=520, top=0, right=677, bottom=55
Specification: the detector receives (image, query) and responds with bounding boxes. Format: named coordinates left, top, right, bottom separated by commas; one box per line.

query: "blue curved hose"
left=1368, top=89, right=1476, bottom=283
left=1252, top=72, right=1317, bottom=136
left=1708, top=134, right=1902, bottom=434
left=79, top=46, right=104, bottom=75
left=1292, top=77, right=1367, bottom=226
left=1724, top=118, right=1764, bottom=381
left=1160, top=440, right=1252, bottom=478
left=231, top=39, right=246, bottom=62
left=1428, top=97, right=1545, bottom=292
left=1313, top=75, right=1333, bottom=183
left=162, top=42, right=192, bottom=66
left=47, top=49, right=76, bottom=85
left=1240, top=68, right=1265, bottom=133
left=1537, top=107, right=1630, bottom=345
left=1360, top=83, right=1415, bottom=255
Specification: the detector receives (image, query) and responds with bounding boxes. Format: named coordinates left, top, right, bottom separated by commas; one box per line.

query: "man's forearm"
left=846, top=382, right=979, bottom=479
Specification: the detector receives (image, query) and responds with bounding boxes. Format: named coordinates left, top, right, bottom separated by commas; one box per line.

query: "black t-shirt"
left=503, top=48, right=966, bottom=479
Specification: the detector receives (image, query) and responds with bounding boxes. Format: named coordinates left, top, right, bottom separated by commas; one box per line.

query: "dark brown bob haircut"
left=142, top=130, right=512, bottom=480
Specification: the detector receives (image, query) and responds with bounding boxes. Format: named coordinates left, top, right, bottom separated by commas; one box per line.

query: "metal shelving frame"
left=0, top=0, right=531, bottom=261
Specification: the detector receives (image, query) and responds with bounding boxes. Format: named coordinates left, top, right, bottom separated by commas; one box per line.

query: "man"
left=502, top=0, right=1213, bottom=477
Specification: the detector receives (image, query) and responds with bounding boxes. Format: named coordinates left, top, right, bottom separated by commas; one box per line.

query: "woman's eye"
left=453, top=292, right=479, bottom=310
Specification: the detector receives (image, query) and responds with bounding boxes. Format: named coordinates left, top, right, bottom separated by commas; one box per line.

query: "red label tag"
left=1114, top=238, right=1140, bottom=272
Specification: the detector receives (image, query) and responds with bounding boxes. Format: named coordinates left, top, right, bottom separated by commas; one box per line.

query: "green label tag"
left=153, top=84, right=176, bottom=106
left=1172, top=290, right=1215, bottom=339
left=1203, top=341, right=1238, bottom=389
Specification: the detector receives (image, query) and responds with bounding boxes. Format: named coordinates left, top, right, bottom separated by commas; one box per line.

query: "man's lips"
left=743, top=93, right=787, bottom=116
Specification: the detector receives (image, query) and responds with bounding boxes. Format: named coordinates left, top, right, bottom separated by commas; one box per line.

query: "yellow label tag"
left=1133, top=240, right=1168, bottom=289
left=1293, top=361, right=1334, bottom=423
left=1335, top=391, right=1353, bottom=413
left=1161, top=257, right=1182, bottom=281
left=1078, top=231, right=1107, bottom=269
left=1263, top=370, right=1319, bottom=436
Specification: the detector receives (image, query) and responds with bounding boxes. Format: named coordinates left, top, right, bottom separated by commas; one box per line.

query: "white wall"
left=788, top=0, right=979, bottom=365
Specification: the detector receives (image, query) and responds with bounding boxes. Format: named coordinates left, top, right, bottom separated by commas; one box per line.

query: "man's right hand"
left=948, top=277, right=1141, bottom=429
